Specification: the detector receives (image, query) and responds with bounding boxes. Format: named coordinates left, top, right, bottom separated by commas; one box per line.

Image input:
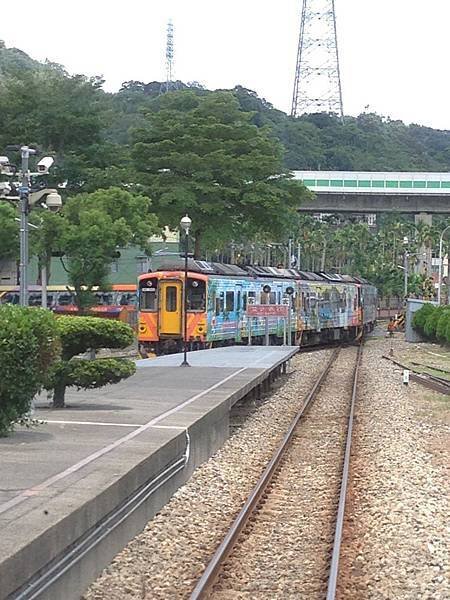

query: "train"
left=0, top=284, right=138, bottom=326
left=137, top=259, right=377, bottom=356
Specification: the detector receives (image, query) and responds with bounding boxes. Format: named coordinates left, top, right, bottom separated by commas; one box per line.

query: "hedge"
left=412, top=303, right=435, bottom=334
left=413, top=304, right=450, bottom=344
left=0, top=306, right=59, bottom=435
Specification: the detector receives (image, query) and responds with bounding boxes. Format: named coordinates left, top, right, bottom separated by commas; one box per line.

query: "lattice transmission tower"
left=291, top=0, right=344, bottom=120
left=161, top=19, right=179, bottom=93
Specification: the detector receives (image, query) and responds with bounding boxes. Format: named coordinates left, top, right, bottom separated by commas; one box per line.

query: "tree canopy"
left=59, top=188, right=158, bottom=307
left=1, top=42, right=450, bottom=299
left=132, top=90, right=311, bottom=256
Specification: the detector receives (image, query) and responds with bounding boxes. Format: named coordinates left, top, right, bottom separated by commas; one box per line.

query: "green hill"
left=0, top=42, right=449, bottom=174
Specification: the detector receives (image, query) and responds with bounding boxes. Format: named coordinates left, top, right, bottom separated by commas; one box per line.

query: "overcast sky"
left=2, top=0, right=449, bottom=129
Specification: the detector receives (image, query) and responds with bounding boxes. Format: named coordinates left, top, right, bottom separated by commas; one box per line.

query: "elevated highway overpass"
left=294, top=171, right=450, bottom=214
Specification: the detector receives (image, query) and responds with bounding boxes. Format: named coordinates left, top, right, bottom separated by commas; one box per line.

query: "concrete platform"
left=0, top=346, right=297, bottom=600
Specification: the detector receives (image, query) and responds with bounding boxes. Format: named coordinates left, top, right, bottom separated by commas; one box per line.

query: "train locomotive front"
left=138, top=270, right=208, bottom=356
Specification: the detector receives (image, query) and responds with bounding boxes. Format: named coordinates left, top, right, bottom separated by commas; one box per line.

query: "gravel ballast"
left=85, top=350, right=332, bottom=599
left=211, top=345, right=358, bottom=599
left=337, top=335, right=449, bottom=599
left=85, top=335, right=449, bottom=599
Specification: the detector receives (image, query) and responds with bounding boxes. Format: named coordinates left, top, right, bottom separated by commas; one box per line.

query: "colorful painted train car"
left=137, top=260, right=377, bottom=356
left=0, top=284, right=138, bottom=327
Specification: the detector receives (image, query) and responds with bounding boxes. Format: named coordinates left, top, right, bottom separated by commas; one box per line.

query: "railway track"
left=383, top=355, right=450, bottom=396
left=190, top=343, right=362, bottom=599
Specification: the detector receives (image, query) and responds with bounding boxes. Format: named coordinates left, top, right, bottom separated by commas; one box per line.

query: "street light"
left=180, top=214, right=192, bottom=367
left=403, top=236, right=409, bottom=300
left=437, top=225, right=450, bottom=305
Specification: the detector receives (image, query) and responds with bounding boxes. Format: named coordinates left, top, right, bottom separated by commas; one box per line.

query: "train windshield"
left=187, top=279, right=206, bottom=311
left=139, top=278, right=158, bottom=311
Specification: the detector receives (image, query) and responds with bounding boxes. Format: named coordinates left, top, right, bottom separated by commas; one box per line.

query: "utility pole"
left=19, top=146, right=35, bottom=306
left=291, top=0, right=344, bottom=121
left=404, top=251, right=408, bottom=300
left=403, top=236, right=409, bottom=302
left=437, top=225, right=450, bottom=305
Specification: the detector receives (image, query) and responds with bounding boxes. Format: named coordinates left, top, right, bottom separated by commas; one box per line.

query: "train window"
left=140, top=287, right=157, bottom=310
left=260, top=291, right=268, bottom=304
left=119, top=293, right=137, bottom=306
left=166, top=286, right=177, bottom=312
left=248, top=291, right=256, bottom=305
left=291, top=293, right=297, bottom=311
left=139, top=278, right=158, bottom=311
left=166, top=285, right=177, bottom=312
left=57, top=293, right=74, bottom=306
left=29, top=293, right=42, bottom=307
left=225, top=291, right=234, bottom=312
left=237, top=290, right=241, bottom=311
left=242, top=292, right=247, bottom=311
left=277, top=291, right=281, bottom=304
left=95, top=293, right=113, bottom=306
left=215, top=292, right=224, bottom=314
left=187, top=279, right=206, bottom=311
left=269, top=292, right=277, bottom=305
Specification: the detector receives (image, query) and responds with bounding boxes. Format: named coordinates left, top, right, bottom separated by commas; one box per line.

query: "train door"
left=159, top=280, right=182, bottom=336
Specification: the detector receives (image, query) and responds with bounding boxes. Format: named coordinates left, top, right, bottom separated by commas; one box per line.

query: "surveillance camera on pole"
left=44, top=190, right=62, bottom=212
left=29, top=188, right=62, bottom=212
left=35, top=156, right=55, bottom=175
left=0, top=156, right=15, bottom=176
left=0, top=145, right=61, bottom=306
left=0, top=181, right=12, bottom=197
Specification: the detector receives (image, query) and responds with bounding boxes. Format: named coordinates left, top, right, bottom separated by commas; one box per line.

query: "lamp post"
left=403, top=236, right=409, bottom=301
left=180, top=214, right=192, bottom=366
left=437, top=225, right=450, bottom=305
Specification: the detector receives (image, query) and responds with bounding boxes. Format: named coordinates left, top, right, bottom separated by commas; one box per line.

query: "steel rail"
left=382, top=355, right=450, bottom=396
left=326, top=343, right=363, bottom=599
left=190, top=347, right=341, bottom=600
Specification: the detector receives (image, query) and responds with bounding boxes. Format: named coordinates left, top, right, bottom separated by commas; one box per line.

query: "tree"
left=0, top=202, right=18, bottom=259
left=132, top=90, right=311, bottom=257
left=60, top=187, right=159, bottom=308
left=29, top=211, right=67, bottom=285
left=46, top=316, right=136, bottom=408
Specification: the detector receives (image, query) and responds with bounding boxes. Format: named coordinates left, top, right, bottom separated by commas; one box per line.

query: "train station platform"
left=0, top=345, right=297, bottom=600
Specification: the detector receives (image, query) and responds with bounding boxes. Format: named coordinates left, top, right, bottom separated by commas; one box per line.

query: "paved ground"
left=0, top=345, right=297, bottom=600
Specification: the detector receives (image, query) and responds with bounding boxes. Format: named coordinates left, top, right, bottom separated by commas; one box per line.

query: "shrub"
left=423, top=306, right=446, bottom=339
left=446, top=317, right=450, bottom=344
left=46, top=316, right=136, bottom=407
left=56, top=316, right=134, bottom=360
left=47, top=358, right=136, bottom=390
left=0, top=306, right=59, bottom=436
left=436, top=310, right=450, bottom=341
left=412, top=303, right=436, bottom=335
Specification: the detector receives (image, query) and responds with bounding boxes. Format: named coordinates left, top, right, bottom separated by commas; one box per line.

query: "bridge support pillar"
left=414, top=213, right=433, bottom=276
